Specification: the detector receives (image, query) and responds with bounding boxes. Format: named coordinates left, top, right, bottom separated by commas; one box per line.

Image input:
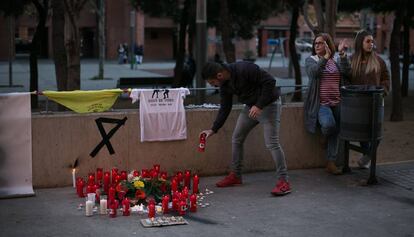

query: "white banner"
left=0, top=93, right=34, bottom=198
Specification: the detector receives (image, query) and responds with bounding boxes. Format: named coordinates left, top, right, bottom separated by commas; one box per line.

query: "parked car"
left=295, top=38, right=313, bottom=52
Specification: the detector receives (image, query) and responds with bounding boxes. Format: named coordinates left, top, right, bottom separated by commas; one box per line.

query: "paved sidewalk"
left=1, top=161, right=413, bottom=237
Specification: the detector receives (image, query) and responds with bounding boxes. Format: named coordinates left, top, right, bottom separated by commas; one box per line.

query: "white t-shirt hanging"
left=130, top=88, right=190, bottom=142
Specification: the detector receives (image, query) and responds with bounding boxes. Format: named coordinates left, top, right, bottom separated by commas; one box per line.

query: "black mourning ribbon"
left=90, top=117, right=127, bottom=157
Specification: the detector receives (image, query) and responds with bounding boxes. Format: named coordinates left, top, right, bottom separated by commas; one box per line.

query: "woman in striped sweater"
left=304, top=33, right=349, bottom=175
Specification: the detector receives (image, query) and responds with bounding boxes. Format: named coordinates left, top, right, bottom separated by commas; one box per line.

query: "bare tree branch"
left=302, top=0, right=318, bottom=34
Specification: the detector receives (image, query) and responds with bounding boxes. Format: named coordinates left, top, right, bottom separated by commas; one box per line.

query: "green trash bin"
left=339, top=85, right=384, bottom=142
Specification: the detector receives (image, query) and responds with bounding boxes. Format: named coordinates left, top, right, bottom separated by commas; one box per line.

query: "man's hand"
left=249, top=106, right=262, bottom=120
left=324, top=42, right=332, bottom=60
left=200, top=129, right=215, bottom=138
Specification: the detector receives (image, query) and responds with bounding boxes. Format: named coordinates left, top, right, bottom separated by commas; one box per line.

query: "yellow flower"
left=133, top=180, right=145, bottom=189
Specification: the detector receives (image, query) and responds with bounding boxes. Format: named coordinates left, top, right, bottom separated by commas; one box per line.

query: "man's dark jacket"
left=211, top=61, right=280, bottom=133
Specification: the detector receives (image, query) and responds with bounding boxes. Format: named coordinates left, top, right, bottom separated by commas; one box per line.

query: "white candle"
left=72, top=169, right=76, bottom=188
left=85, top=200, right=94, bottom=216
left=100, top=199, right=107, bottom=215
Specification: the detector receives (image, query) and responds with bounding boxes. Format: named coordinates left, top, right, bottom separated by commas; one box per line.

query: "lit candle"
left=178, top=199, right=187, bottom=216
left=190, top=193, right=197, bottom=212
left=184, top=170, right=191, bottom=189
left=133, top=170, right=140, bottom=177
left=111, top=168, right=118, bottom=184
left=96, top=168, right=103, bottom=184
left=176, top=171, right=183, bottom=185
left=109, top=200, right=118, bottom=218
left=193, top=174, right=199, bottom=194
left=162, top=195, right=169, bottom=214
left=141, top=169, right=149, bottom=178
left=148, top=201, right=155, bottom=218
left=122, top=197, right=130, bottom=216
left=88, top=173, right=95, bottom=186
left=171, top=178, right=178, bottom=193
left=103, top=172, right=110, bottom=194
left=100, top=196, right=107, bottom=215
left=77, top=179, right=85, bottom=198
left=153, top=164, right=161, bottom=173
left=85, top=200, right=94, bottom=216
left=72, top=169, right=76, bottom=188
left=160, top=171, right=168, bottom=180
left=120, top=170, right=127, bottom=180
left=109, top=186, right=116, bottom=206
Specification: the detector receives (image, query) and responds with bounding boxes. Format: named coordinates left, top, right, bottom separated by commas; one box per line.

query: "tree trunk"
left=313, top=0, right=324, bottom=33
left=219, top=0, right=235, bottom=63
left=97, top=0, right=105, bottom=79
left=401, top=12, right=410, bottom=97
left=30, top=0, right=49, bottom=108
left=389, top=12, right=403, bottom=121
left=52, top=0, right=68, bottom=91
left=173, top=0, right=189, bottom=87
left=64, top=0, right=81, bottom=91
left=289, top=4, right=302, bottom=102
left=325, top=0, right=337, bottom=38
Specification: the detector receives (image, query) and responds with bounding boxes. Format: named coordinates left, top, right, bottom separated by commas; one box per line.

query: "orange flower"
left=135, top=189, right=146, bottom=200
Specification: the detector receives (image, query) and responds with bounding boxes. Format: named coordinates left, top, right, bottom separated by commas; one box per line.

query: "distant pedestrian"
left=135, top=45, right=144, bottom=64
left=123, top=43, right=129, bottom=64
left=117, top=44, right=125, bottom=64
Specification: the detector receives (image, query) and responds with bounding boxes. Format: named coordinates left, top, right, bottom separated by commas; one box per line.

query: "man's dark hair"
left=202, top=62, right=224, bottom=80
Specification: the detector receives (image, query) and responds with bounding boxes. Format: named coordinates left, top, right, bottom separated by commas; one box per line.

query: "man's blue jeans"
left=231, top=100, right=288, bottom=180
left=318, top=105, right=340, bottom=161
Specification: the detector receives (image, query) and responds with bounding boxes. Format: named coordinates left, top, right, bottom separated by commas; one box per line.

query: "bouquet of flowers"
left=117, top=173, right=170, bottom=204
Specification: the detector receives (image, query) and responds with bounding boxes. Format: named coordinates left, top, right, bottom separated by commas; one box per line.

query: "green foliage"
left=208, top=0, right=282, bottom=39
left=130, top=0, right=180, bottom=21
left=0, top=0, right=30, bottom=16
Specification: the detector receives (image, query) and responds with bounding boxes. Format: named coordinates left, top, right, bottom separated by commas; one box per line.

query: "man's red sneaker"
left=216, top=172, right=242, bottom=187
left=271, top=179, right=291, bottom=196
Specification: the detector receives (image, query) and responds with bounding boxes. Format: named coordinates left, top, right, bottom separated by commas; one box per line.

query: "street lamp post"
left=195, top=0, right=207, bottom=104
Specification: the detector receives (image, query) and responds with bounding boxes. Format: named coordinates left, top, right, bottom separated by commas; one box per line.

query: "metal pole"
left=8, top=16, right=14, bottom=86
left=195, top=0, right=207, bottom=104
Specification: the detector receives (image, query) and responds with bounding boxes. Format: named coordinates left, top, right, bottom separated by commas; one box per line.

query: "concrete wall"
left=32, top=104, right=325, bottom=188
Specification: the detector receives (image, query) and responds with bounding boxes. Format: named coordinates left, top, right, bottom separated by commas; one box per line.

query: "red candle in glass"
left=184, top=170, right=191, bottom=188
left=160, top=171, right=168, bottom=180
left=88, top=173, right=95, bottom=186
left=190, top=193, right=197, bottom=212
left=103, top=172, right=110, bottom=194
left=172, top=197, right=178, bottom=211
left=153, top=164, right=160, bottom=173
left=178, top=199, right=186, bottom=216
left=109, top=200, right=118, bottom=218
left=161, top=195, right=169, bottom=214
left=111, top=168, right=118, bottom=184
left=86, top=184, right=94, bottom=194
left=193, top=174, right=199, bottom=194
left=133, top=170, right=140, bottom=177
left=176, top=171, right=183, bottom=184
left=150, top=169, right=158, bottom=179
left=141, top=169, right=149, bottom=178
left=96, top=168, right=103, bottom=183
left=171, top=178, right=178, bottom=193
left=93, top=184, right=100, bottom=194
left=148, top=202, right=155, bottom=218
left=109, top=186, right=116, bottom=205
left=120, top=171, right=127, bottom=181
left=122, top=198, right=130, bottom=216
left=115, top=174, right=121, bottom=184
left=77, top=179, right=85, bottom=197
left=182, top=186, right=189, bottom=201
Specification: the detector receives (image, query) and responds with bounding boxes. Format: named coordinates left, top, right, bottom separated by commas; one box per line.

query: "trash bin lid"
left=341, top=85, right=384, bottom=95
